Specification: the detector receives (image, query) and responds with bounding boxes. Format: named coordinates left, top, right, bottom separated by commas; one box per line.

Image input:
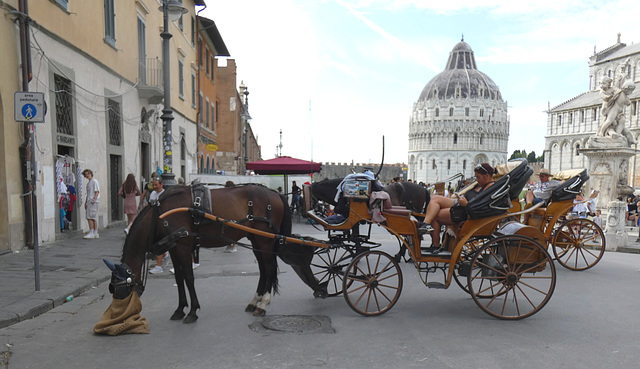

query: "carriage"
left=519, top=169, right=605, bottom=271
left=303, top=160, right=561, bottom=320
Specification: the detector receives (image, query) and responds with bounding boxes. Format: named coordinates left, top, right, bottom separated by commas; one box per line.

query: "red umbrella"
left=246, top=156, right=322, bottom=196
left=246, top=156, right=322, bottom=175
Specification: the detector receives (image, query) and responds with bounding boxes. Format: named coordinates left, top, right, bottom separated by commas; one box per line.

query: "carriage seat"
left=464, top=159, right=532, bottom=220
left=549, top=169, right=589, bottom=202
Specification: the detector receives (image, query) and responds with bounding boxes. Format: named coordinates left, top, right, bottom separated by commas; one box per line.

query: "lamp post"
left=241, top=86, right=251, bottom=173
left=159, top=0, right=187, bottom=186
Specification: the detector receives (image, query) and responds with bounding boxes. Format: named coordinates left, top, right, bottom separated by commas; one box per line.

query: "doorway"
left=56, top=145, right=77, bottom=233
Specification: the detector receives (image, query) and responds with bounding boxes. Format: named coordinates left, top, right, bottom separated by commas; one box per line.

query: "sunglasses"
left=475, top=164, right=489, bottom=175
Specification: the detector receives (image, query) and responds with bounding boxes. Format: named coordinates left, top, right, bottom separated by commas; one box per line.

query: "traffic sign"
left=15, top=92, right=46, bottom=123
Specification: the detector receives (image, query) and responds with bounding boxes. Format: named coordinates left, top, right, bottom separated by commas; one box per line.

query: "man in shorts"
left=82, top=169, right=100, bottom=239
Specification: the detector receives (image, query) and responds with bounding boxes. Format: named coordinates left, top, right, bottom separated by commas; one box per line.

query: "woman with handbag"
left=420, top=163, right=496, bottom=252
left=118, top=173, right=141, bottom=234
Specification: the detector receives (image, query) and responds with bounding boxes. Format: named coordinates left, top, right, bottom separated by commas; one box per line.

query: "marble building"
left=545, top=35, right=640, bottom=185
left=408, top=39, right=510, bottom=184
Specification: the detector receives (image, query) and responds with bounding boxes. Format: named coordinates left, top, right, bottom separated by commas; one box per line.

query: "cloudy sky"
left=202, top=0, right=639, bottom=164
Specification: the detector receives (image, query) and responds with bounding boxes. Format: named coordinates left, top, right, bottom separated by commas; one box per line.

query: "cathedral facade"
left=408, top=40, right=509, bottom=184
left=545, top=35, right=640, bottom=185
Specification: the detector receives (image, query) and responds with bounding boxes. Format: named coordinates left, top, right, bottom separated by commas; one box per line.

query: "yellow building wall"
left=29, top=0, right=197, bottom=122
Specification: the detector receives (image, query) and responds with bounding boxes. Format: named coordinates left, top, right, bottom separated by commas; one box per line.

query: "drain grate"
left=250, top=315, right=335, bottom=334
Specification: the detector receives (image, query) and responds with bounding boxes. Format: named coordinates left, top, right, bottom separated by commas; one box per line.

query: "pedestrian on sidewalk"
left=149, top=177, right=167, bottom=274
left=138, top=172, right=158, bottom=211
left=82, top=169, right=100, bottom=239
left=119, top=173, right=141, bottom=234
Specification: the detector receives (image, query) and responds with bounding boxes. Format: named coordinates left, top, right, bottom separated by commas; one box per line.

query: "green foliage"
left=510, top=150, right=544, bottom=163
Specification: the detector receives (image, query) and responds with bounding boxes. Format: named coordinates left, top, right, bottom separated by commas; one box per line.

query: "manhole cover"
left=250, top=315, right=335, bottom=334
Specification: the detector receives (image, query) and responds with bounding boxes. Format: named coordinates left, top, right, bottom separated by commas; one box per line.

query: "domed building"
left=408, top=39, right=510, bottom=184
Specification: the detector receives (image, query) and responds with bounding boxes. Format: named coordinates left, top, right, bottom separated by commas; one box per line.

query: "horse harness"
left=148, top=183, right=282, bottom=259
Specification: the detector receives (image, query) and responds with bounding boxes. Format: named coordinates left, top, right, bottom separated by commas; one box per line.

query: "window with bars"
left=180, top=132, right=186, bottom=161
left=108, top=99, right=122, bottom=146
left=55, top=74, right=73, bottom=135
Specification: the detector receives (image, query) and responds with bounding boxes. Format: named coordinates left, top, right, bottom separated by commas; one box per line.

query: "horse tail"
left=279, top=194, right=292, bottom=236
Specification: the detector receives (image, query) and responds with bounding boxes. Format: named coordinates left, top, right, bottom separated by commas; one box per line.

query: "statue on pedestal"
left=594, top=76, right=637, bottom=147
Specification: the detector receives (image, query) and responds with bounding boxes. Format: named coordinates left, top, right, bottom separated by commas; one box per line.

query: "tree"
left=527, top=151, right=537, bottom=163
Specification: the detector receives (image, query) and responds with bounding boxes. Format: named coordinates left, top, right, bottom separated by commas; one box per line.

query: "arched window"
left=463, top=159, right=467, bottom=170
left=480, top=134, right=484, bottom=145
left=449, top=107, right=454, bottom=116
left=199, top=156, right=204, bottom=174
left=206, top=157, right=210, bottom=174
left=453, top=133, right=458, bottom=144
left=435, top=108, right=439, bottom=117
left=432, top=159, right=436, bottom=169
left=428, top=134, right=432, bottom=145
left=480, top=108, right=484, bottom=117
left=576, top=144, right=580, bottom=155
left=447, top=159, right=451, bottom=170
left=465, top=107, right=469, bottom=117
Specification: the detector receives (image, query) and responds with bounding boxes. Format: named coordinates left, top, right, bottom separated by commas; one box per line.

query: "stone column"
left=580, top=137, right=636, bottom=251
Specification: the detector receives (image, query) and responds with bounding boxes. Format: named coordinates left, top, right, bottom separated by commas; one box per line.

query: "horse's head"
left=103, top=259, right=138, bottom=299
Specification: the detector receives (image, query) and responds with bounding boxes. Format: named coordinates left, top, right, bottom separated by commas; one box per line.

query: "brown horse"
left=109, top=183, right=325, bottom=324
left=308, top=178, right=430, bottom=215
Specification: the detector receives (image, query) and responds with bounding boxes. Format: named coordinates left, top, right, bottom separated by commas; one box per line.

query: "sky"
left=202, top=0, right=640, bottom=165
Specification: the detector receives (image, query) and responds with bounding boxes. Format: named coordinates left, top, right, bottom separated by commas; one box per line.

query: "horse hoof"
left=183, top=314, right=198, bottom=324
left=253, top=308, right=266, bottom=317
left=245, top=304, right=256, bottom=313
left=170, top=311, right=186, bottom=321
left=313, top=290, right=328, bottom=299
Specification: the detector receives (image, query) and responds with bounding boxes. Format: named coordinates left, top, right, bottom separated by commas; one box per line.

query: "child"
left=592, top=209, right=602, bottom=228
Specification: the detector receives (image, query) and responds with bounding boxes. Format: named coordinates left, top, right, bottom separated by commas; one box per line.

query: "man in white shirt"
left=82, top=169, right=100, bottom=239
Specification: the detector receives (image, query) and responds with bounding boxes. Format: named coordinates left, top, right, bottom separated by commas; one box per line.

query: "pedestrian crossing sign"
left=14, top=92, right=46, bottom=123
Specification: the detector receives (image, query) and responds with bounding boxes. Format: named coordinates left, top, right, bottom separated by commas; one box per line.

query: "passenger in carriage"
left=524, top=168, right=561, bottom=206
left=420, top=163, right=497, bottom=250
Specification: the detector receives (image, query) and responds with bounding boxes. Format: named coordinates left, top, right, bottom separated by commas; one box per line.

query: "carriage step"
left=426, top=282, right=447, bottom=289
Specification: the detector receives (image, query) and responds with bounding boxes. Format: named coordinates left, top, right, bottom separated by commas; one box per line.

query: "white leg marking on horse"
left=256, top=292, right=271, bottom=311
left=248, top=293, right=261, bottom=307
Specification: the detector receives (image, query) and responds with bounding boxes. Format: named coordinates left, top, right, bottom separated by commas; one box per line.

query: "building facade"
left=0, top=0, right=205, bottom=251
left=196, top=15, right=229, bottom=174
left=408, top=39, right=510, bottom=184
left=545, top=35, right=640, bottom=185
left=214, top=67, right=261, bottom=174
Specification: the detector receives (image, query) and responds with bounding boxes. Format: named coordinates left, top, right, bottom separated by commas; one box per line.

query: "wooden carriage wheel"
left=343, top=250, right=403, bottom=316
left=310, top=246, right=357, bottom=296
left=551, top=218, right=605, bottom=271
left=468, top=235, right=556, bottom=320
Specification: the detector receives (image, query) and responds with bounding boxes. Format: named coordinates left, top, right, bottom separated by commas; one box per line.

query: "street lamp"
left=158, top=0, right=187, bottom=186
left=241, top=86, right=251, bottom=173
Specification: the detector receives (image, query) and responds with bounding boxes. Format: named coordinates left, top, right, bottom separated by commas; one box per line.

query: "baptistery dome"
left=408, top=39, right=509, bottom=185
left=418, top=41, right=503, bottom=102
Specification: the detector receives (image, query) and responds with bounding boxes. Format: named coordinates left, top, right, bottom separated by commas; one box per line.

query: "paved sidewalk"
left=0, top=227, right=124, bottom=329
left=1, top=221, right=640, bottom=330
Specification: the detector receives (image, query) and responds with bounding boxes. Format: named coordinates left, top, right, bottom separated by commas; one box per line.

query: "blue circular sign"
left=22, top=104, right=37, bottom=120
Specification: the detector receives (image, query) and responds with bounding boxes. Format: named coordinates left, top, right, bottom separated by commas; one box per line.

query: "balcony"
left=137, top=58, right=164, bottom=104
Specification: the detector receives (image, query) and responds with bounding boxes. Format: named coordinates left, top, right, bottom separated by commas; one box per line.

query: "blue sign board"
left=14, top=92, right=46, bottom=123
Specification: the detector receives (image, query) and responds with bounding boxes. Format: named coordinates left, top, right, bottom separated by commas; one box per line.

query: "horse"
left=308, top=178, right=430, bottom=216
left=107, top=183, right=327, bottom=324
